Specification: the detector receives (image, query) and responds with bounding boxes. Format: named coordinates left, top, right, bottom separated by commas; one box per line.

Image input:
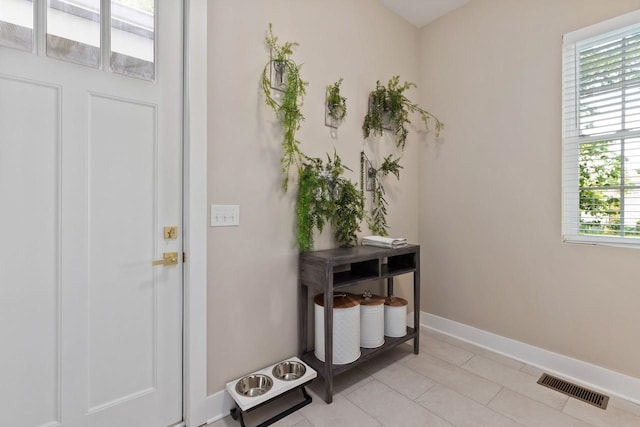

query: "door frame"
left=183, top=1, right=209, bottom=426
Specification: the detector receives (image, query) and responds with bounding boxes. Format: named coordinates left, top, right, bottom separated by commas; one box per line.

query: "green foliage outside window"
left=116, top=0, right=153, bottom=13
left=578, top=141, right=640, bottom=236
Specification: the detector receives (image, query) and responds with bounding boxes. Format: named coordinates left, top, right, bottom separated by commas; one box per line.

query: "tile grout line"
left=343, top=377, right=454, bottom=427
left=436, top=340, right=593, bottom=415
left=339, top=378, right=388, bottom=427
left=457, top=353, right=590, bottom=414
left=484, top=385, right=504, bottom=408
left=478, top=386, right=529, bottom=427
left=409, top=377, right=438, bottom=403
left=400, top=353, right=507, bottom=409
left=497, top=388, right=600, bottom=427
left=370, top=362, right=438, bottom=402
left=441, top=334, right=525, bottom=371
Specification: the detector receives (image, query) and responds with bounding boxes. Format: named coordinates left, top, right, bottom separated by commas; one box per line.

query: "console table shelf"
left=298, top=244, right=420, bottom=403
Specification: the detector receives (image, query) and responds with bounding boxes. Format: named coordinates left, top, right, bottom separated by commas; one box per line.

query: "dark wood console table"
left=298, top=244, right=420, bottom=403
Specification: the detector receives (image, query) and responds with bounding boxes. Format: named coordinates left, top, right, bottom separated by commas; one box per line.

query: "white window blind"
left=563, top=10, right=640, bottom=247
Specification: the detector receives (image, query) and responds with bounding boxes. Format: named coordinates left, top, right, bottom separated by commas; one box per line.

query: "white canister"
left=384, top=296, right=408, bottom=337
left=359, top=294, right=385, bottom=348
left=314, top=293, right=360, bottom=365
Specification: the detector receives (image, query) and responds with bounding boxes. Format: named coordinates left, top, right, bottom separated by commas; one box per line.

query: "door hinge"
left=183, top=252, right=186, bottom=263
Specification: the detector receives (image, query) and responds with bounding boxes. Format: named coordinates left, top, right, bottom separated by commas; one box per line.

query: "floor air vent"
left=537, top=373, right=609, bottom=410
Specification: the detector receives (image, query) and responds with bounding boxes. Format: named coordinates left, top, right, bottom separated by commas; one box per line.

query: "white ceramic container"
left=314, top=293, right=360, bottom=364
left=384, top=296, right=408, bottom=337
left=359, top=294, right=385, bottom=348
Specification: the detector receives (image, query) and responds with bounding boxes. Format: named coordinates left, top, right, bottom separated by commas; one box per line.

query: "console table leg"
left=299, top=285, right=308, bottom=355
left=324, top=291, right=334, bottom=403
left=413, top=253, right=420, bottom=354
left=325, top=375, right=333, bottom=404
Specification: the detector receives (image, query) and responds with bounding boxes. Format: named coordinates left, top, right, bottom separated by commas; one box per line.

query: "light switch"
left=210, top=204, right=240, bottom=227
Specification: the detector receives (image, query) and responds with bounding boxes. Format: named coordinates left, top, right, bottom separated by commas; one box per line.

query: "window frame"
left=562, top=9, right=640, bottom=248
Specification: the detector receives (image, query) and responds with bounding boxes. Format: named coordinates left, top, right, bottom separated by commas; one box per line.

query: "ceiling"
left=379, top=0, right=471, bottom=28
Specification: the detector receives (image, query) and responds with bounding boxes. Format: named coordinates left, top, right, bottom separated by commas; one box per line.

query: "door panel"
left=0, top=75, right=61, bottom=427
left=87, top=94, right=157, bottom=410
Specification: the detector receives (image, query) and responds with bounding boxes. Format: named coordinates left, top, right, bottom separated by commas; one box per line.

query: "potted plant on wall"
left=367, top=155, right=402, bottom=236
left=362, top=75, right=443, bottom=149
left=261, top=23, right=308, bottom=190
left=325, top=78, right=347, bottom=128
left=297, top=152, right=364, bottom=251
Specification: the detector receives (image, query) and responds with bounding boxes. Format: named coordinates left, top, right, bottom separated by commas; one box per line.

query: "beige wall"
left=418, top=0, right=640, bottom=379
left=207, top=0, right=422, bottom=394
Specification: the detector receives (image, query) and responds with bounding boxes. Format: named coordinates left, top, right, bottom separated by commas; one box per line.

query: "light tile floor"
left=210, top=328, right=640, bottom=427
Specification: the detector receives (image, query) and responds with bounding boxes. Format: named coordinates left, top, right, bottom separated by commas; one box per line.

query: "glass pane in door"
left=47, top=0, right=100, bottom=67
left=0, top=0, right=33, bottom=51
left=110, top=0, right=154, bottom=80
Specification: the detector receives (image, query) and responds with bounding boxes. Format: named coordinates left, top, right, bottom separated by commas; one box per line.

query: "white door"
left=0, top=1, right=183, bottom=426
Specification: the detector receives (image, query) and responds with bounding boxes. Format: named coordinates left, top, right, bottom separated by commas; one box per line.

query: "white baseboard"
left=419, top=312, right=640, bottom=405
left=203, top=389, right=234, bottom=425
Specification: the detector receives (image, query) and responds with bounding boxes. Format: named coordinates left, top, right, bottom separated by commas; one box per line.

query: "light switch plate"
left=210, top=204, right=240, bottom=227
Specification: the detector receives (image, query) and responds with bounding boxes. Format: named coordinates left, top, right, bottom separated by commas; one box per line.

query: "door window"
left=0, top=0, right=33, bottom=51
left=0, top=0, right=156, bottom=80
left=47, top=0, right=101, bottom=68
left=110, top=0, right=155, bottom=80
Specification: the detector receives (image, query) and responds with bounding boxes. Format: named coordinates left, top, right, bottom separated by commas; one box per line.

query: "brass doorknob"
left=152, top=252, right=179, bottom=266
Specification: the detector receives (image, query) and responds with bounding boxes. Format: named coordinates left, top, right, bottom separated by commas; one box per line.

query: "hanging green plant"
left=362, top=75, right=444, bottom=150
left=326, top=78, right=347, bottom=126
left=366, top=154, right=403, bottom=236
left=297, top=158, right=332, bottom=252
left=296, top=152, right=364, bottom=251
left=261, top=23, right=308, bottom=190
left=332, top=177, right=364, bottom=247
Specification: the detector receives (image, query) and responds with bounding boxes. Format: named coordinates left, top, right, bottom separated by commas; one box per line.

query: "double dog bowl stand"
left=225, top=357, right=317, bottom=427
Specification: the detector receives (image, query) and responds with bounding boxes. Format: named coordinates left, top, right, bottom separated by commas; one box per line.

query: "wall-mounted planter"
left=325, top=99, right=345, bottom=128
left=362, top=76, right=443, bottom=149
left=270, top=58, right=287, bottom=92
left=325, top=78, right=347, bottom=128
left=367, top=93, right=394, bottom=132
left=261, top=24, right=308, bottom=190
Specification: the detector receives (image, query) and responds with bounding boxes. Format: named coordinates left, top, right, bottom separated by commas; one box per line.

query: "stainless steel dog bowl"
left=235, top=374, right=273, bottom=397
left=272, top=361, right=306, bottom=381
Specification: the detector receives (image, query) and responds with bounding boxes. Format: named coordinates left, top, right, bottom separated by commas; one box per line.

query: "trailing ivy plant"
left=296, top=152, right=364, bottom=251
left=326, top=78, right=347, bottom=125
left=367, top=155, right=403, bottom=236
left=262, top=23, right=308, bottom=190
left=363, top=75, right=444, bottom=150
